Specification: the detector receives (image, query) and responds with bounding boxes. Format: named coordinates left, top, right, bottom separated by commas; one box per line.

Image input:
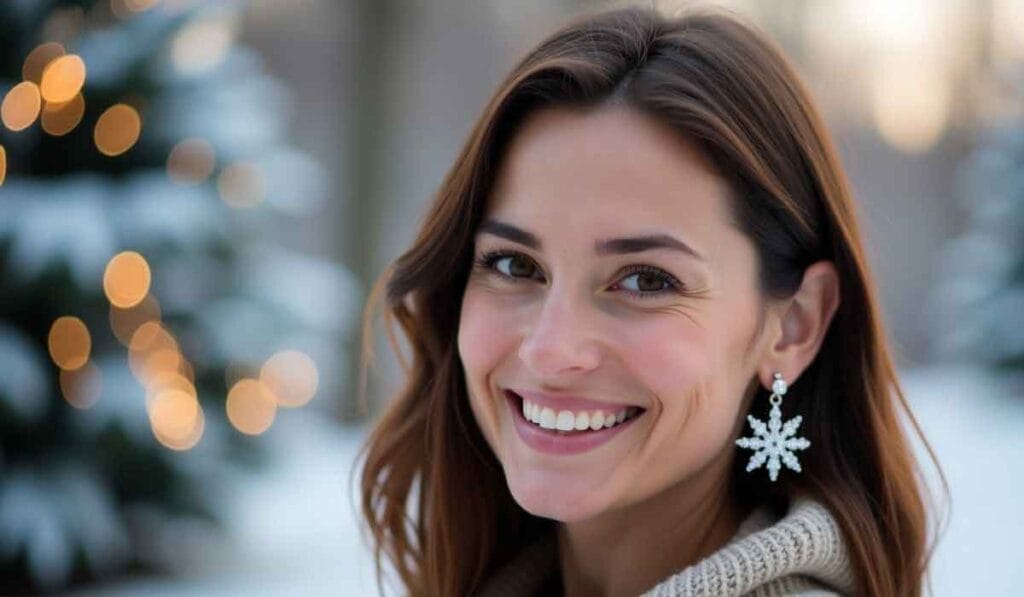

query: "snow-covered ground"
left=67, top=412, right=382, bottom=597
left=65, top=364, right=1023, bottom=596
left=901, top=365, right=1024, bottom=596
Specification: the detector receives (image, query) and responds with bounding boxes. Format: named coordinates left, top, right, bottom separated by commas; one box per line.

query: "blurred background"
left=0, top=0, right=1021, bottom=595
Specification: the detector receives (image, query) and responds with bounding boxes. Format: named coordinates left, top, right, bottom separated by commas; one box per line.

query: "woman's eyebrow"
left=476, top=218, right=706, bottom=262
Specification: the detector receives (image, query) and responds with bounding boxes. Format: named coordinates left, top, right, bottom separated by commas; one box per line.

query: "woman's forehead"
left=486, top=106, right=734, bottom=240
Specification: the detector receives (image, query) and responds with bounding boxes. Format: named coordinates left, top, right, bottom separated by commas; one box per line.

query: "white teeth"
left=555, top=411, right=575, bottom=431
left=539, top=407, right=557, bottom=430
left=518, top=397, right=642, bottom=433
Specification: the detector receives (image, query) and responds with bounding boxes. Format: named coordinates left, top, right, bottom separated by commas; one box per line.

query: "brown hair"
left=355, top=5, right=947, bottom=596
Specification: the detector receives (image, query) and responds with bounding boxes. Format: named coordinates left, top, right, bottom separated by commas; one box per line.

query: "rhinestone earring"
left=735, top=372, right=811, bottom=482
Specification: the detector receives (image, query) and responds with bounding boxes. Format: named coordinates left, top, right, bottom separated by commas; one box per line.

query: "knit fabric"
left=475, top=495, right=856, bottom=597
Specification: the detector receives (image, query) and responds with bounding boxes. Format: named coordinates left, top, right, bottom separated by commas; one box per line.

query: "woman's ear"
left=760, top=260, right=840, bottom=386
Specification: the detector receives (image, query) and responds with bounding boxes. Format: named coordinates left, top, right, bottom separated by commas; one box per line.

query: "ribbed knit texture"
left=476, top=495, right=856, bottom=596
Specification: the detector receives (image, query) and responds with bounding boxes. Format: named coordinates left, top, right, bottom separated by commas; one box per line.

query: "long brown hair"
left=354, top=5, right=947, bottom=596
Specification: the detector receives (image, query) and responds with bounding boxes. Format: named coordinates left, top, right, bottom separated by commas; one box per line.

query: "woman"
left=356, top=5, right=946, bottom=596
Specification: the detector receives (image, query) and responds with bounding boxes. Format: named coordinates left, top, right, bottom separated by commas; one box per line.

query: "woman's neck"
left=555, top=449, right=746, bottom=597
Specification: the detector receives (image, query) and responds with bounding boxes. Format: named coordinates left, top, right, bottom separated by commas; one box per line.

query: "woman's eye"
left=473, top=250, right=683, bottom=299
left=475, top=251, right=539, bottom=280
left=618, top=269, right=676, bottom=294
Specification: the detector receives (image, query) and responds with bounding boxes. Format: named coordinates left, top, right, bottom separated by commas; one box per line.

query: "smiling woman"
left=355, top=5, right=946, bottom=597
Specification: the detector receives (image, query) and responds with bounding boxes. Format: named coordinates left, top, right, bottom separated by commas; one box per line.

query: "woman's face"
left=457, top=105, right=771, bottom=522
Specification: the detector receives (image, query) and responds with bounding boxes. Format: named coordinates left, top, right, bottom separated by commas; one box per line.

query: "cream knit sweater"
left=476, top=495, right=857, bottom=596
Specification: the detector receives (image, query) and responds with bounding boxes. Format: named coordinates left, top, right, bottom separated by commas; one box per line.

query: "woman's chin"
left=506, top=472, right=609, bottom=522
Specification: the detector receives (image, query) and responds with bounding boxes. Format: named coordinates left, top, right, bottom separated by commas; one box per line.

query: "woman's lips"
left=504, top=390, right=645, bottom=456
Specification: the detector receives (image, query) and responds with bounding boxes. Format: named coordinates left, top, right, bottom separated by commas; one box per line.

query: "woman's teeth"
left=521, top=398, right=641, bottom=433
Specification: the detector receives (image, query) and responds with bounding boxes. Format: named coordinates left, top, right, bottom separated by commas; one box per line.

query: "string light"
left=167, top=137, right=216, bottom=185
left=41, top=92, right=85, bottom=136
left=48, top=316, right=91, bottom=371
left=260, top=349, right=319, bottom=408
left=60, top=362, right=102, bottom=409
left=1, top=82, right=42, bottom=131
left=94, top=103, right=142, bottom=156
left=226, top=378, right=277, bottom=435
left=39, top=54, right=86, bottom=104
left=103, top=250, right=151, bottom=308
left=22, top=42, right=66, bottom=84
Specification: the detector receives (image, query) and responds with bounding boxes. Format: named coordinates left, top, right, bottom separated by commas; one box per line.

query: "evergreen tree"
left=0, top=1, right=352, bottom=592
left=932, top=73, right=1024, bottom=374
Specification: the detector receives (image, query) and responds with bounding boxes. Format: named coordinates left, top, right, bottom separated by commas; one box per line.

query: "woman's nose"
left=516, top=289, right=601, bottom=377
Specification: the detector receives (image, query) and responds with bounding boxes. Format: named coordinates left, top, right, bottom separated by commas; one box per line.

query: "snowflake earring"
left=735, top=372, right=811, bottom=482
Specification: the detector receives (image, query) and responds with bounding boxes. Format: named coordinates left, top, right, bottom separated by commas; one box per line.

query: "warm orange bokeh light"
left=144, top=371, right=196, bottom=401
left=0, top=145, right=6, bottom=186
left=94, top=103, right=142, bottom=156
left=48, top=316, right=91, bottom=371
left=41, top=92, right=85, bottom=136
left=109, top=294, right=161, bottom=345
left=23, top=42, right=66, bottom=84
left=149, top=388, right=200, bottom=440
left=60, top=361, right=102, bottom=409
left=2, top=81, right=42, bottom=132
left=226, top=378, right=277, bottom=435
left=129, top=321, right=177, bottom=354
left=128, top=321, right=179, bottom=379
left=103, top=250, right=151, bottom=308
left=149, top=385, right=204, bottom=451
left=152, top=403, right=205, bottom=451
left=40, top=54, right=86, bottom=104
left=217, top=162, right=266, bottom=208
left=167, top=137, right=216, bottom=185
left=138, top=348, right=182, bottom=383
left=260, top=349, right=319, bottom=408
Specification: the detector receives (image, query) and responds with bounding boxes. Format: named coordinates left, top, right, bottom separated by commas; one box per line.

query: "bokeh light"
left=39, top=54, right=86, bottom=104
left=2, top=81, right=42, bottom=132
left=0, top=145, right=6, bottom=186
left=167, top=137, right=216, bottom=185
left=94, top=103, right=142, bottom=156
left=145, top=370, right=196, bottom=401
left=128, top=321, right=179, bottom=380
left=171, top=13, right=237, bottom=75
left=103, top=250, right=151, bottom=308
left=217, top=162, right=266, bottom=208
left=139, top=348, right=183, bottom=383
left=260, top=349, right=319, bottom=408
left=226, top=378, right=277, bottom=435
left=59, top=361, right=102, bottom=409
left=870, top=60, right=950, bottom=154
left=48, top=316, right=91, bottom=371
left=22, top=42, right=66, bottom=84
left=148, top=388, right=199, bottom=441
left=41, top=92, right=85, bottom=136
left=150, top=409, right=202, bottom=450
left=109, top=294, right=161, bottom=345
left=148, top=384, right=204, bottom=451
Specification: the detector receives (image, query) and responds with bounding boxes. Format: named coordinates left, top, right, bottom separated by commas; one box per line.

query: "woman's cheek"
left=458, top=289, right=515, bottom=439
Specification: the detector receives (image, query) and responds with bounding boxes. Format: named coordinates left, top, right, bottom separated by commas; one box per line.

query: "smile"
left=504, top=390, right=647, bottom=455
